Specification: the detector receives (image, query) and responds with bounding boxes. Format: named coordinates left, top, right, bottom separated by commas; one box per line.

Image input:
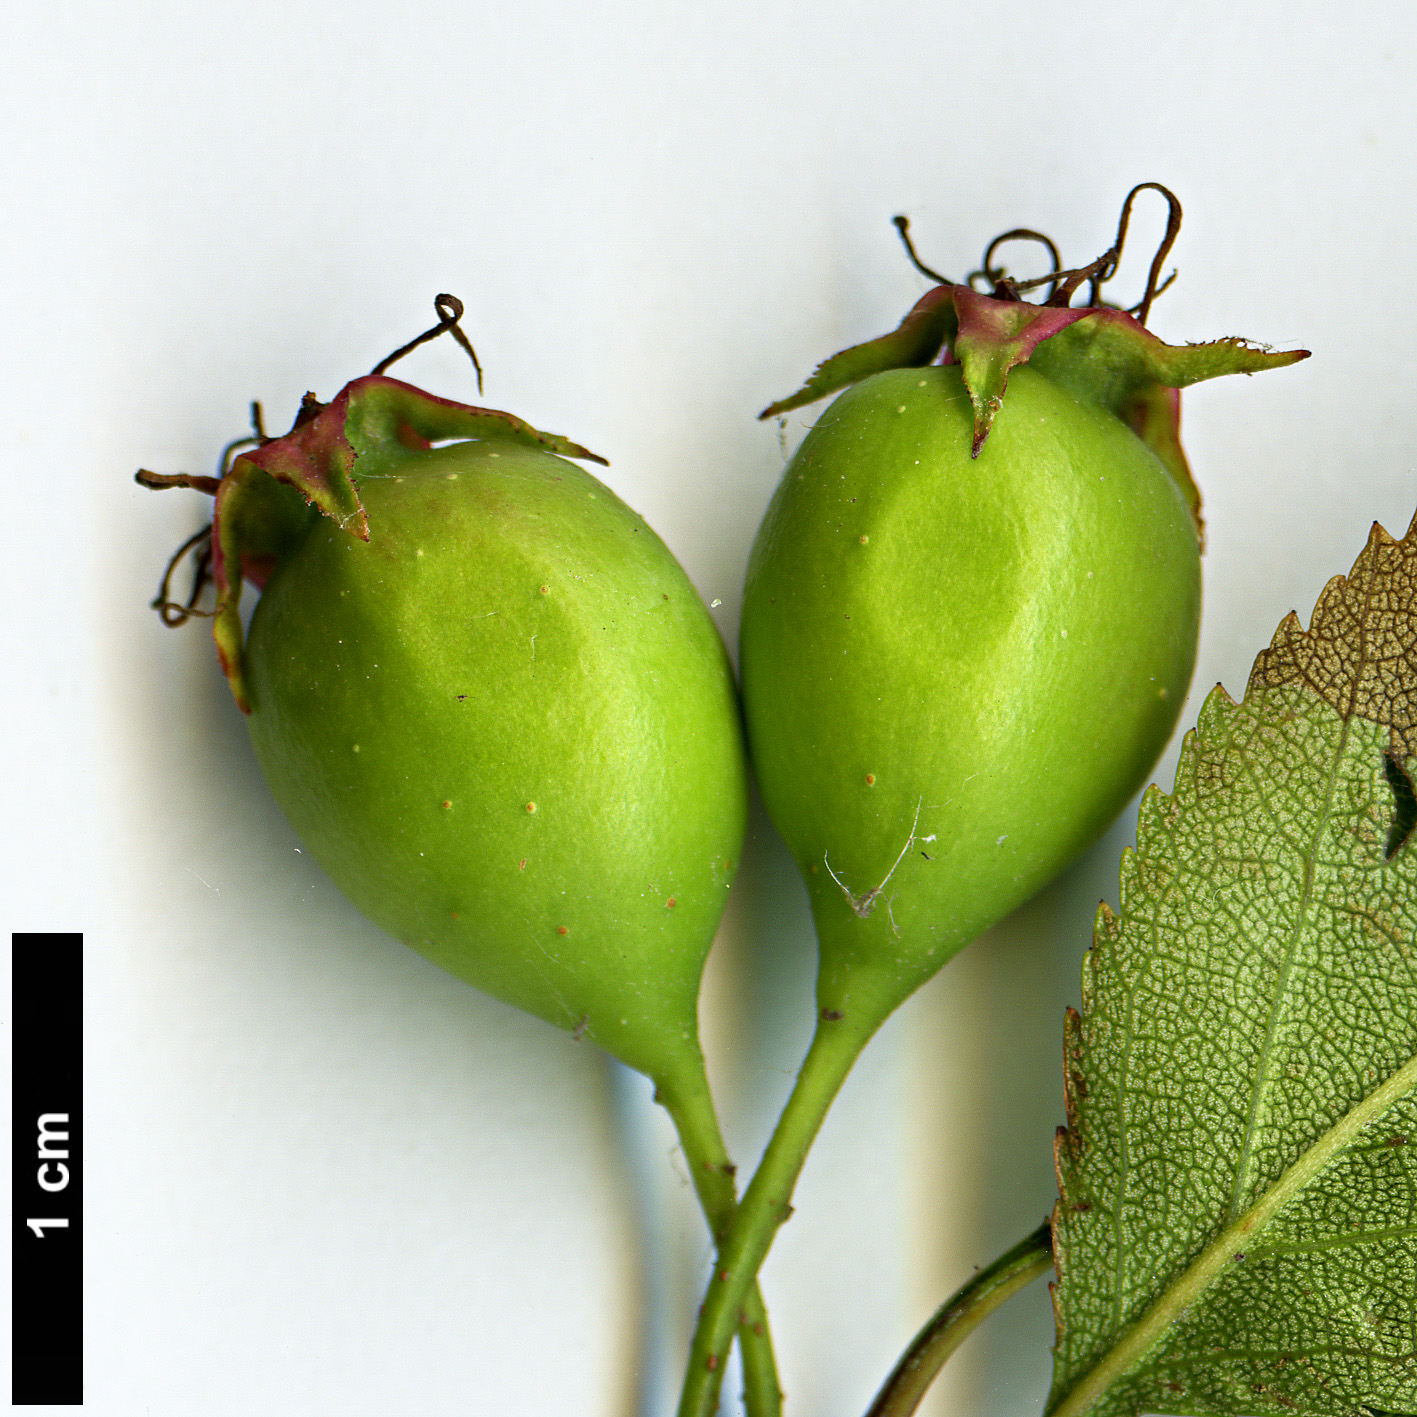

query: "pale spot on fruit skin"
left=859, top=535, right=869, bottom=545
left=445, top=473, right=458, bottom=480
left=352, top=744, right=361, bottom=753
left=896, top=405, right=906, bottom=414
left=1060, top=628, right=1068, bottom=638
left=415, top=549, right=424, bottom=557
left=526, top=802, right=537, bottom=813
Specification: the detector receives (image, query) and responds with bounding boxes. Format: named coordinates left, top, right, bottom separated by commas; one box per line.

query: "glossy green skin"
left=243, top=437, right=748, bottom=1084
left=741, top=364, right=1200, bottom=1028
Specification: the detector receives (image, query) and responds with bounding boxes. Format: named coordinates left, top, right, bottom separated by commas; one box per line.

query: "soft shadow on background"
left=7, top=1, right=1417, bottom=1412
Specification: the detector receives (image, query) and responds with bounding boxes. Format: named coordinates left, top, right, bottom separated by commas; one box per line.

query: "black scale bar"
left=12, top=933, right=83, bottom=1406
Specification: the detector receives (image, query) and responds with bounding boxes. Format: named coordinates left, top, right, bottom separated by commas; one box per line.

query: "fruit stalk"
left=655, top=1062, right=782, bottom=1417
left=861, top=1221, right=1054, bottom=1417
left=676, top=1001, right=877, bottom=1417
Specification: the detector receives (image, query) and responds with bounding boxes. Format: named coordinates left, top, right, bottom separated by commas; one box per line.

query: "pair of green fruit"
left=145, top=201, right=1305, bottom=1413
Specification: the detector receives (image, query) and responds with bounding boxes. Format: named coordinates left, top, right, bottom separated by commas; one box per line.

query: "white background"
left=4, top=2, right=1416, bottom=1413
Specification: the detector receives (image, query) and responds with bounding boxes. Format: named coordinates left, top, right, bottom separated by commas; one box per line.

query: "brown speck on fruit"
left=810, top=863, right=819, bottom=874
left=456, top=694, right=467, bottom=702
left=820, top=1008, right=843, bottom=1021
left=706, top=1355, right=719, bottom=1373
left=865, top=773, right=876, bottom=785
left=557, top=925, right=569, bottom=936
left=526, top=802, right=537, bottom=813
left=859, top=534, right=869, bottom=544
left=451, top=911, right=460, bottom=921
left=666, top=896, right=677, bottom=908
left=442, top=800, right=452, bottom=810
left=662, top=593, right=669, bottom=600
left=539, top=585, right=549, bottom=595
left=519, top=859, right=527, bottom=871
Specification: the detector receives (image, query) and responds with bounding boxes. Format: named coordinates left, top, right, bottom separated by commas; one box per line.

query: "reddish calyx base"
left=139, top=374, right=606, bottom=712
left=762, top=281, right=1308, bottom=544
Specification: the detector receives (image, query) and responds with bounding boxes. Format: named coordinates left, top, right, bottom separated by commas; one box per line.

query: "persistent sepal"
left=764, top=284, right=1308, bottom=540
left=1027, top=309, right=1308, bottom=539
left=760, top=284, right=956, bottom=419
left=951, top=288, right=1088, bottom=454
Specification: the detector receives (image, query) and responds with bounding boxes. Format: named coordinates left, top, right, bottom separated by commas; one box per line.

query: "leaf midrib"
left=1224, top=704, right=1354, bottom=1225
left=1048, top=1048, right=1417, bottom=1417
left=1104, top=697, right=1352, bottom=1340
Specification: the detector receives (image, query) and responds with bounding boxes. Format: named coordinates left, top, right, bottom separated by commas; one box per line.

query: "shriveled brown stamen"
left=370, top=293, right=484, bottom=394
left=891, top=215, right=953, bottom=286
left=149, top=523, right=216, bottom=627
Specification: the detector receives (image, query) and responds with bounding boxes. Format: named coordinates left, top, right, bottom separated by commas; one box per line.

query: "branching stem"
left=676, top=1012, right=876, bottom=1417
left=656, top=1063, right=782, bottom=1417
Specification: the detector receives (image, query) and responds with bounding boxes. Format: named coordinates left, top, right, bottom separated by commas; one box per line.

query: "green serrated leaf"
left=1049, top=514, right=1417, bottom=1417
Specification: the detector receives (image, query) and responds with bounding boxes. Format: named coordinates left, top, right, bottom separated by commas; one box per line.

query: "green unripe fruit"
left=671, top=210, right=1310, bottom=1416
left=177, top=374, right=748, bottom=1088
left=141, top=329, right=782, bottom=1408
left=736, top=262, right=1307, bottom=1041
left=741, top=362, right=1199, bottom=1026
